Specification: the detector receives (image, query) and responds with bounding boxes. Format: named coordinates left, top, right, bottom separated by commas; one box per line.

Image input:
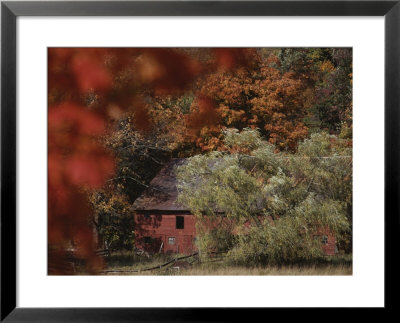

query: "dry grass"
left=179, top=264, right=352, bottom=275
left=103, top=256, right=352, bottom=276
left=104, top=264, right=351, bottom=276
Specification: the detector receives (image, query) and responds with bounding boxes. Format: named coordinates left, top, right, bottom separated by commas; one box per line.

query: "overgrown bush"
left=177, top=129, right=352, bottom=265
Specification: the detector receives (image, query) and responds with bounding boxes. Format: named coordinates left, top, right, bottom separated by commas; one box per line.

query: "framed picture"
left=1, top=0, right=398, bottom=321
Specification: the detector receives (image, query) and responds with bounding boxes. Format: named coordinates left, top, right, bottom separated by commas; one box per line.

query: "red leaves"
left=214, top=48, right=258, bottom=70
left=131, top=99, right=152, bottom=132
left=49, top=102, right=105, bottom=135
left=49, top=102, right=114, bottom=189
left=49, top=48, right=112, bottom=96
left=48, top=188, right=103, bottom=275
left=66, top=154, right=114, bottom=188
left=137, top=48, right=202, bottom=94
left=71, top=52, right=112, bottom=92
left=47, top=48, right=255, bottom=274
left=48, top=102, right=114, bottom=274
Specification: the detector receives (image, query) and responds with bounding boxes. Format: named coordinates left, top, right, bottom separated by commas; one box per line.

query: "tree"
left=314, top=48, right=353, bottom=133
left=176, top=128, right=351, bottom=264
left=276, top=48, right=352, bottom=135
left=185, top=51, right=311, bottom=152
left=48, top=47, right=352, bottom=273
left=89, top=190, right=134, bottom=250
left=87, top=114, right=175, bottom=250
left=48, top=47, right=253, bottom=273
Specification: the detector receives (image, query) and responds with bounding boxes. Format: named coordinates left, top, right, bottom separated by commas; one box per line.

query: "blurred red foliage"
left=48, top=47, right=250, bottom=274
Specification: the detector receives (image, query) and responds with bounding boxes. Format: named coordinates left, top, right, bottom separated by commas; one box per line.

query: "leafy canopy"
left=177, top=128, right=352, bottom=264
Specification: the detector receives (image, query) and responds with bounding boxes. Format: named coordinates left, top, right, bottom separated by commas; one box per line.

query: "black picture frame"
left=1, top=1, right=399, bottom=321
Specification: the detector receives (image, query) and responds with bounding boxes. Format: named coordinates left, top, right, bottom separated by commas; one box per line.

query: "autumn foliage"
left=187, top=54, right=310, bottom=151
left=48, top=47, right=352, bottom=274
left=48, top=48, right=255, bottom=274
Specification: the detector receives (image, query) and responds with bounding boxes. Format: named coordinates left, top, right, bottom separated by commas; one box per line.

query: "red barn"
left=132, top=159, right=197, bottom=254
left=132, top=158, right=337, bottom=256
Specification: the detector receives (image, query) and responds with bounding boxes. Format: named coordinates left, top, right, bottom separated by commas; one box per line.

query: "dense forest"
left=48, top=48, right=352, bottom=274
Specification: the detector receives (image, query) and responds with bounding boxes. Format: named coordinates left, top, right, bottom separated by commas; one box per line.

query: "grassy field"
left=104, top=264, right=352, bottom=276
left=101, top=252, right=352, bottom=276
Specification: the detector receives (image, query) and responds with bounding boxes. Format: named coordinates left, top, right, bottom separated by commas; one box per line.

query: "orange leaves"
left=185, top=96, right=220, bottom=133
left=186, top=52, right=310, bottom=152
left=218, top=105, right=246, bottom=126
left=319, top=60, right=335, bottom=73
left=184, top=96, right=224, bottom=152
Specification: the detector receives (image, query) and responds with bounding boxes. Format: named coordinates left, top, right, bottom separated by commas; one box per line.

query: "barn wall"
left=134, top=213, right=197, bottom=255
left=134, top=213, right=337, bottom=256
left=317, top=229, right=337, bottom=256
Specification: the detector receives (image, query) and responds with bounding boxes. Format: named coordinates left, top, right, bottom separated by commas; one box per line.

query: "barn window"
left=322, top=235, right=328, bottom=244
left=176, top=216, right=184, bottom=229
left=168, top=237, right=176, bottom=245
left=144, top=214, right=150, bottom=219
left=144, top=237, right=152, bottom=244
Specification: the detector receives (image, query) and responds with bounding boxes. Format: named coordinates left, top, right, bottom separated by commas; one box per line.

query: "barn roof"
left=132, top=158, right=188, bottom=211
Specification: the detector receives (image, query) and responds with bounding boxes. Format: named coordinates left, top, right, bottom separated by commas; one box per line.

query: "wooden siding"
left=134, top=213, right=197, bottom=255
left=134, top=213, right=336, bottom=256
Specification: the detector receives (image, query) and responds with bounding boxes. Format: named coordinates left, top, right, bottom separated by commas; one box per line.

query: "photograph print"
left=48, top=48, right=352, bottom=275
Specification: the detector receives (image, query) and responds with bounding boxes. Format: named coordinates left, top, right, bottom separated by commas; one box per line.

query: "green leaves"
left=177, top=128, right=352, bottom=264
